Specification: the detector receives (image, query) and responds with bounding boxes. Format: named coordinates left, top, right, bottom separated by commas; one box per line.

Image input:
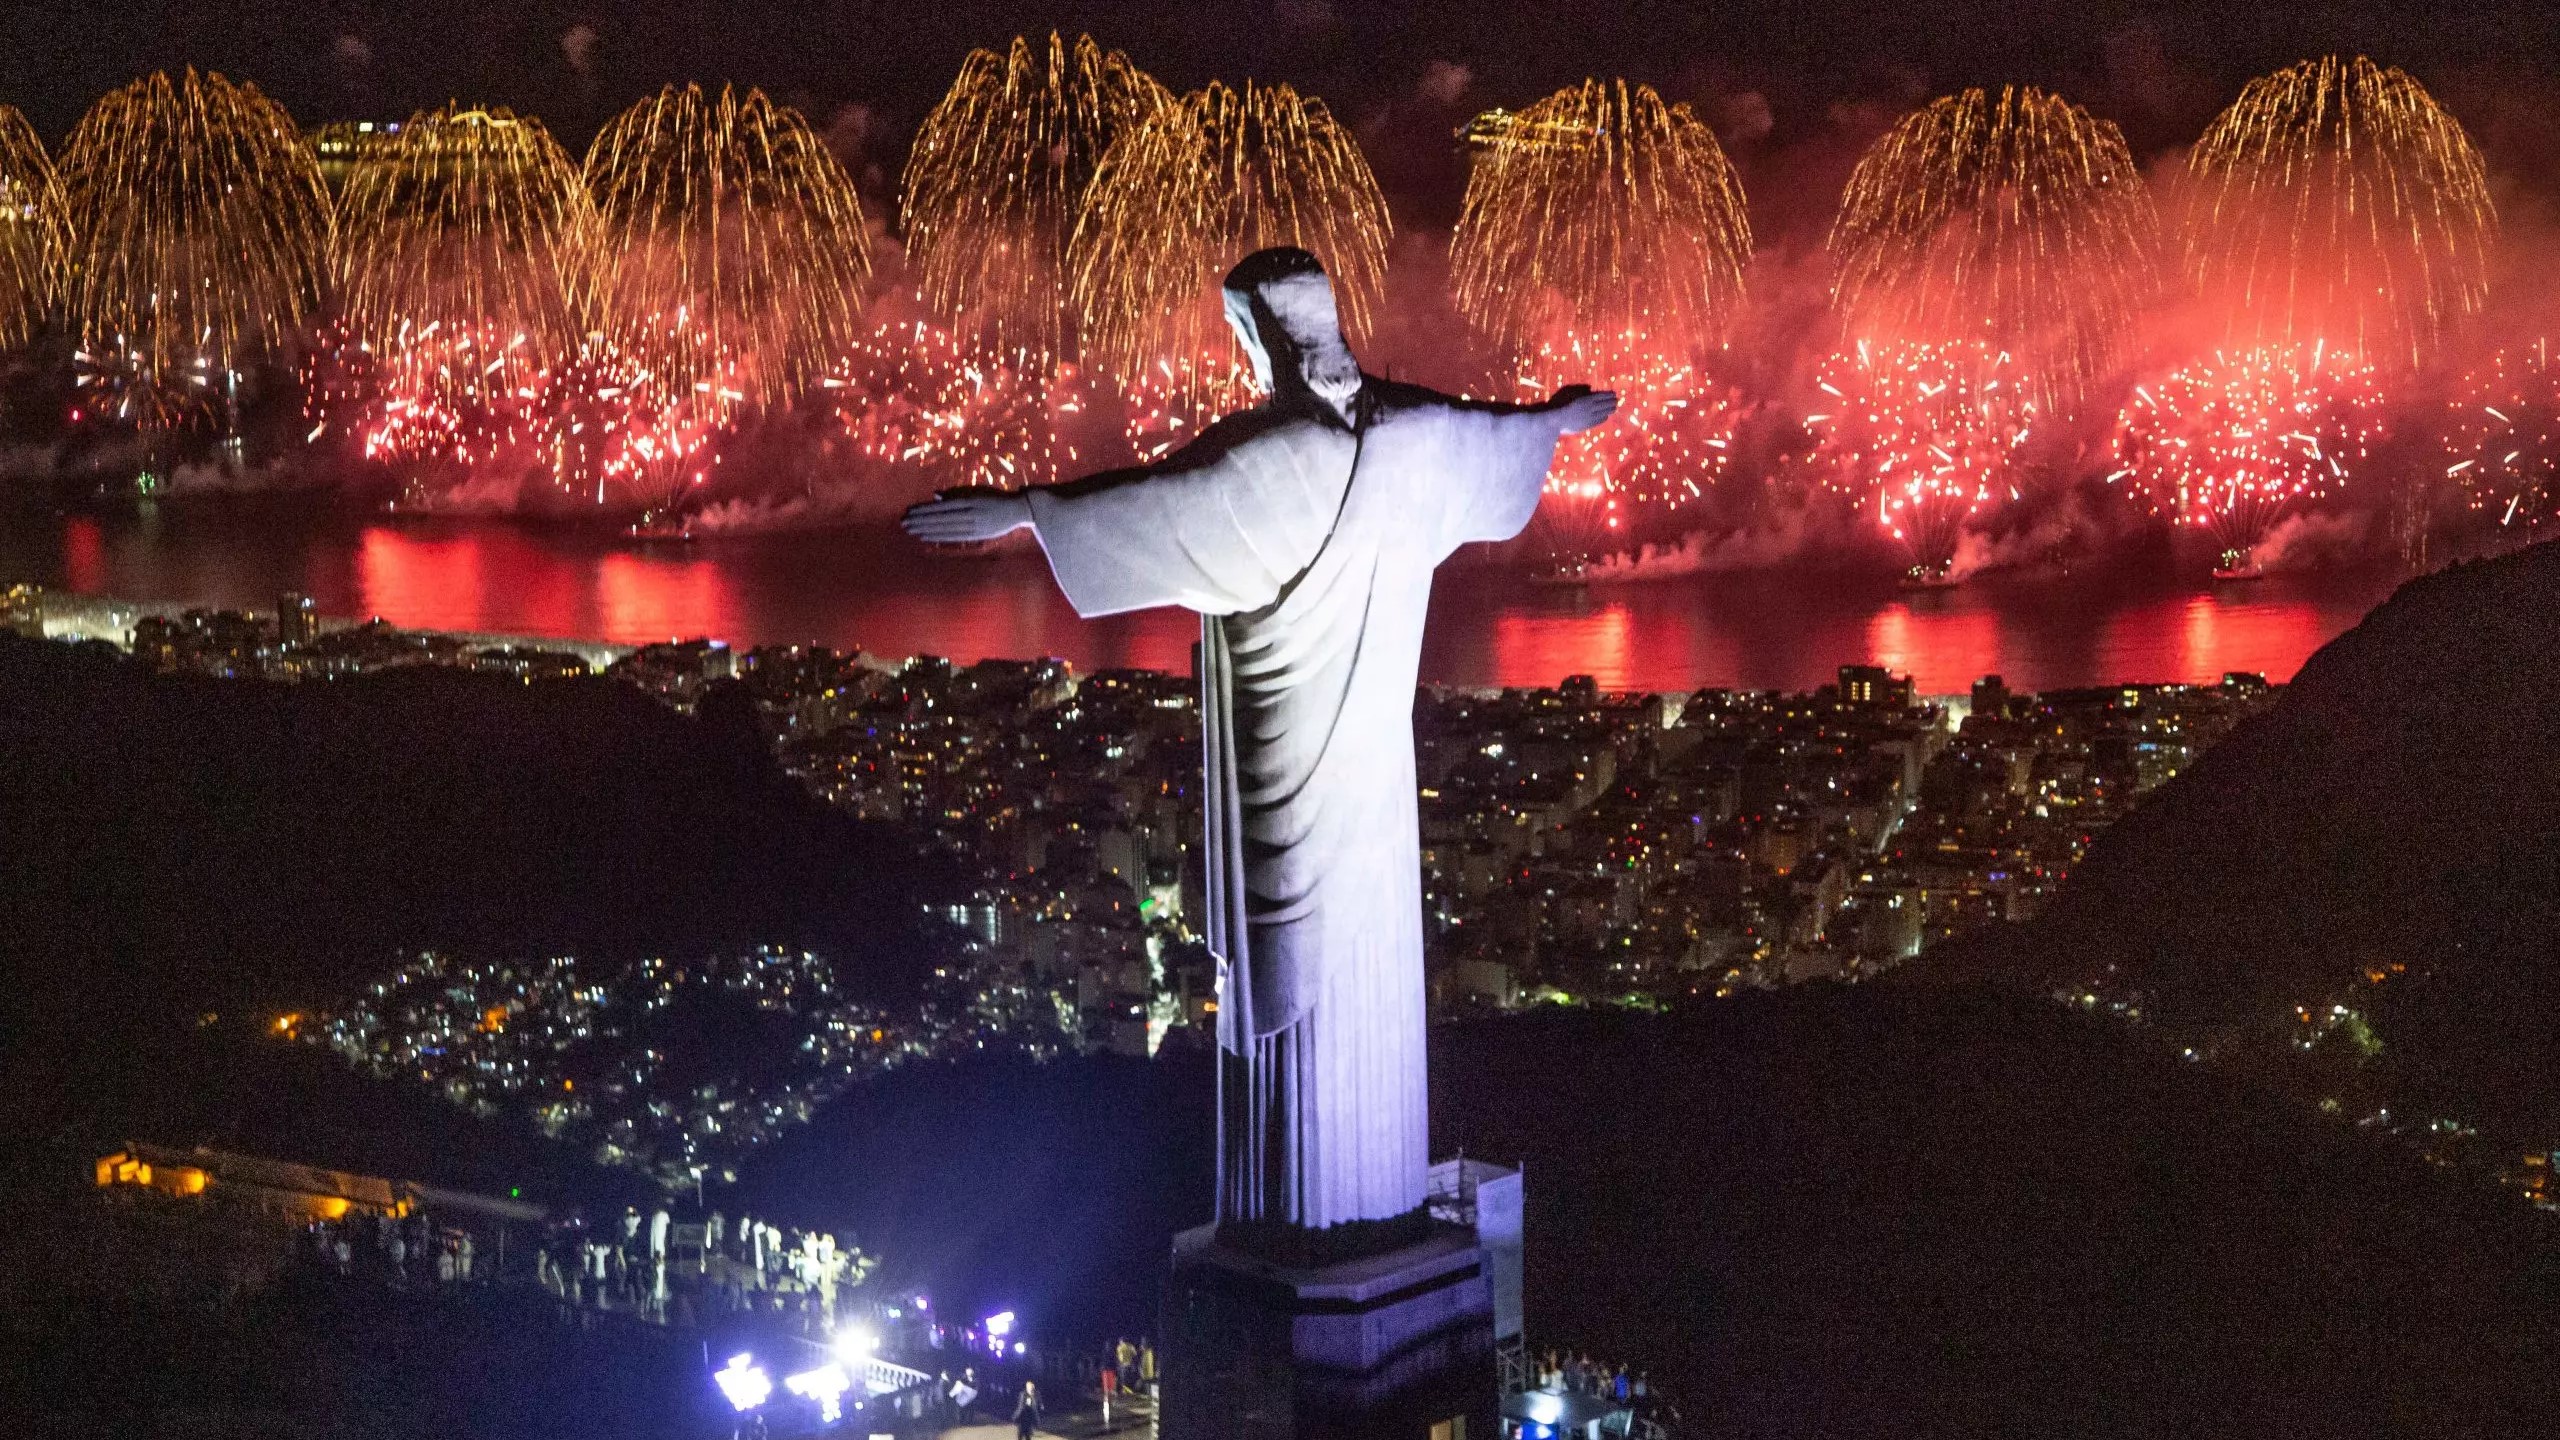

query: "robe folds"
left=1025, top=380, right=1564, bottom=1229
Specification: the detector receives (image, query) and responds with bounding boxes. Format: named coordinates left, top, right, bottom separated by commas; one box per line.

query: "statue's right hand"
left=900, top=489, right=1034, bottom=545
left=1545, top=385, right=1620, bottom=435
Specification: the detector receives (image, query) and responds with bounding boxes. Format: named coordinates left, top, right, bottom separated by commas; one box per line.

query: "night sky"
left=12, top=0, right=2560, bottom=217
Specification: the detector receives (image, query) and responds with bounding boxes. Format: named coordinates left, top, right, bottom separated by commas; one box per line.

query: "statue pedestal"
left=1161, top=1162, right=1522, bottom=1440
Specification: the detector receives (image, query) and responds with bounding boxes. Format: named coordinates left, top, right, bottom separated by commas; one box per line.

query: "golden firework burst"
left=0, top=105, right=56, bottom=352
left=902, top=33, right=1171, bottom=368
left=1070, top=79, right=1391, bottom=394
left=334, top=105, right=598, bottom=374
left=50, top=69, right=332, bottom=425
left=1830, top=85, right=2157, bottom=415
left=2180, top=55, right=2495, bottom=370
left=1452, top=78, right=1751, bottom=357
left=584, top=83, right=871, bottom=414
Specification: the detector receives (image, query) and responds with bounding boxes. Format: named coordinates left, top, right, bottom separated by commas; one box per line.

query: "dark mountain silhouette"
left=0, top=633, right=949, bottom=1147
left=1971, top=540, right=2560, bottom=1142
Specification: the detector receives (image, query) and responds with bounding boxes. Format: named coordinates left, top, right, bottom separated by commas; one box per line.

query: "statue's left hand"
left=1545, top=384, right=1619, bottom=434
left=901, top=489, right=1034, bottom=544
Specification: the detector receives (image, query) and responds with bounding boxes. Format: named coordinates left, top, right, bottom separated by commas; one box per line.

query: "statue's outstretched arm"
left=897, top=409, right=1279, bottom=547
left=1435, top=383, right=1619, bottom=431
left=1540, top=384, right=1620, bottom=434
left=904, top=415, right=1344, bottom=619
left=900, top=487, right=1035, bottom=544
left=1433, top=385, right=1619, bottom=550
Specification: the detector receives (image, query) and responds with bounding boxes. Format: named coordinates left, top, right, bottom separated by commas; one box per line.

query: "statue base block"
left=1159, top=1220, right=1495, bottom=1440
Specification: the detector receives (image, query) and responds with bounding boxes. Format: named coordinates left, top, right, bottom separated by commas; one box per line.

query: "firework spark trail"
left=50, top=69, right=332, bottom=437
left=2109, top=342, right=2385, bottom=571
left=2441, top=338, right=2560, bottom=539
left=1512, top=329, right=1746, bottom=566
left=1072, top=79, right=1390, bottom=455
left=902, top=33, right=1171, bottom=371
left=1803, top=339, right=2040, bottom=581
left=531, top=334, right=726, bottom=510
left=585, top=84, right=869, bottom=509
left=1451, top=78, right=1750, bottom=356
left=0, top=106, right=56, bottom=352
left=820, top=309, right=1088, bottom=494
left=1830, top=85, right=2156, bottom=418
left=2181, top=55, right=2495, bottom=372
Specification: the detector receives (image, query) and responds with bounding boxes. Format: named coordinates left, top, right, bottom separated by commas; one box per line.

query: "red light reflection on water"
left=1865, top=604, right=2005, bottom=694
left=1468, top=579, right=2359, bottom=693
left=60, top=517, right=106, bottom=593
left=1486, top=604, right=1638, bottom=689
left=355, top=527, right=748, bottom=644
left=356, top=527, right=491, bottom=632
left=20, top=513, right=2382, bottom=693
left=595, top=552, right=737, bottom=645
left=2169, top=593, right=2330, bottom=684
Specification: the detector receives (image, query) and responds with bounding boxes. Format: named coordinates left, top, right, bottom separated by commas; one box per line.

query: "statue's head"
left=1221, top=247, right=1363, bottom=426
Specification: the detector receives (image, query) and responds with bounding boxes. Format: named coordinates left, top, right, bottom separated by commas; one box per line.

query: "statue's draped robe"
left=1025, top=382, right=1563, bottom=1229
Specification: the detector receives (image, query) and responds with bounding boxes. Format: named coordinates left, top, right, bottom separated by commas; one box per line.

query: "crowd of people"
left=297, top=1196, right=876, bottom=1341
left=1535, top=1348, right=1680, bottom=1429
left=304, top=1209, right=480, bottom=1288
left=525, top=1205, right=873, bottom=1333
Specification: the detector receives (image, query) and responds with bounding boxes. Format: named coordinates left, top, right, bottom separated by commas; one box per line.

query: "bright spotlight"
left=713, top=1353, right=772, bottom=1412
left=831, top=1327, right=880, bottom=1365
left=982, top=1310, right=1015, bottom=1340
left=784, top=1362, right=852, bottom=1423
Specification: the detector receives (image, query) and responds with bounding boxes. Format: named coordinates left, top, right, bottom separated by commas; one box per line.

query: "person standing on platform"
left=1012, top=1381, right=1040, bottom=1440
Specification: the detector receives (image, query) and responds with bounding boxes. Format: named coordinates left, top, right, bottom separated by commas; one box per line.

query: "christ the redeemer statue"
left=905, top=247, right=1614, bottom=1234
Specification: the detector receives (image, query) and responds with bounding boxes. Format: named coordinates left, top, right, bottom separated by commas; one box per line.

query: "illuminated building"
left=277, top=591, right=317, bottom=647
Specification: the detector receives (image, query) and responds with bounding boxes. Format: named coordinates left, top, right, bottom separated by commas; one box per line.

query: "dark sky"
left=6, top=0, right=2557, bottom=219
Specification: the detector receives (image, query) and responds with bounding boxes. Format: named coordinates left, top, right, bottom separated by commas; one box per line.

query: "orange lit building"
left=94, top=1141, right=542, bottom=1227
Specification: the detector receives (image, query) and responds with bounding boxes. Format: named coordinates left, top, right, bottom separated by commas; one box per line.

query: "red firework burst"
left=1803, top=338, right=2038, bottom=583
left=2110, top=341, right=2384, bottom=574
